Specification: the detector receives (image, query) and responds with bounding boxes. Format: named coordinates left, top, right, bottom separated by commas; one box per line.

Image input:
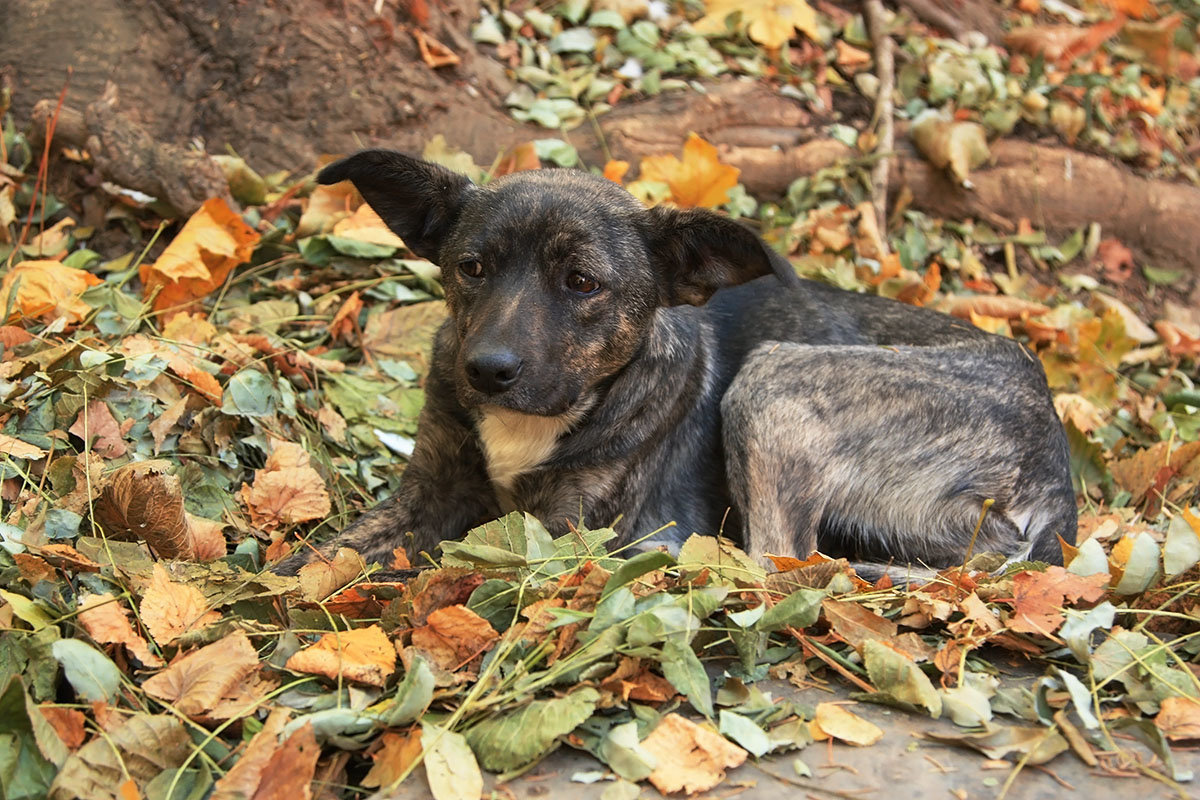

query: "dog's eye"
left=458, top=260, right=484, bottom=279
left=566, top=272, right=601, bottom=295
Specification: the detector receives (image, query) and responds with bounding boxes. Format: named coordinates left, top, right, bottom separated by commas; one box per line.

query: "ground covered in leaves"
left=2, top=0, right=1200, bottom=799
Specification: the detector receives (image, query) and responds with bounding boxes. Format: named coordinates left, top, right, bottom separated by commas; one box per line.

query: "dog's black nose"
left=466, top=349, right=523, bottom=394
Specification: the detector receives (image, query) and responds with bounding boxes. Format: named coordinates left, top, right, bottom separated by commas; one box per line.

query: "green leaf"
left=590, top=586, right=635, bottom=632
left=862, top=639, right=942, bottom=717
left=602, top=550, right=674, bottom=599
left=1059, top=602, right=1116, bottom=664
left=465, top=688, right=599, bottom=771
left=51, top=639, right=121, bottom=703
left=598, top=721, right=656, bottom=781
left=677, top=534, right=765, bottom=586
left=940, top=684, right=993, bottom=727
left=718, top=710, right=771, bottom=757
left=549, top=27, right=597, bottom=54
left=421, top=723, right=483, bottom=800
left=1163, top=512, right=1200, bottom=577
left=925, top=724, right=1069, bottom=765
left=661, top=640, right=713, bottom=718
left=221, top=369, right=278, bottom=418
left=1142, top=265, right=1186, bottom=286
left=1055, top=669, right=1098, bottom=729
left=0, top=676, right=69, bottom=800
left=438, top=541, right=528, bottom=568
left=757, top=588, right=825, bottom=633
left=1113, top=532, right=1160, bottom=595
left=1066, top=537, right=1110, bottom=578
left=325, top=235, right=398, bottom=259
left=376, top=658, right=434, bottom=726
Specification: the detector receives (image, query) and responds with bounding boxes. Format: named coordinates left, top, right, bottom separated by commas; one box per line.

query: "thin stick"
left=863, top=0, right=894, bottom=234
left=960, top=498, right=995, bottom=572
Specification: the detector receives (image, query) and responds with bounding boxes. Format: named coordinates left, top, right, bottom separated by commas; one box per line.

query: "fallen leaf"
left=944, top=295, right=1050, bottom=320
left=211, top=708, right=291, bottom=800
left=362, top=728, right=423, bottom=789
left=465, top=688, right=600, bottom=771
left=68, top=400, right=128, bottom=459
left=812, top=703, right=884, bottom=746
left=1091, top=294, right=1156, bottom=343
left=0, top=261, right=103, bottom=325
left=0, top=432, right=47, bottom=460
left=863, top=639, right=942, bottom=716
left=636, top=133, right=740, bottom=209
left=603, top=160, right=630, bottom=184
left=1053, top=393, right=1107, bottom=434
left=297, top=180, right=357, bottom=237
left=361, top=301, right=448, bottom=374
left=77, top=593, right=163, bottom=667
left=49, top=713, right=191, bottom=800
left=240, top=441, right=331, bottom=530
left=328, top=291, right=364, bottom=342
left=410, top=604, right=499, bottom=672
left=120, top=335, right=223, bottom=404
left=94, top=462, right=218, bottom=560
left=142, top=631, right=259, bottom=716
left=694, top=0, right=818, bottom=49
left=823, top=598, right=898, bottom=652
left=138, top=563, right=221, bottom=646
left=421, top=722, right=482, bottom=800
left=494, top=142, right=541, bottom=177
left=296, top=547, right=367, bottom=601
left=1008, top=566, right=1109, bottom=635
left=413, top=28, right=461, bottom=68
left=1004, top=16, right=1126, bottom=64
left=40, top=706, right=88, bottom=749
left=139, top=197, right=261, bottom=319
left=641, top=713, right=748, bottom=795
left=1155, top=696, right=1200, bottom=741
left=911, top=110, right=990, bottom=185
left=926, top=723, right=1069, bottom=764
left=285, top=625, right=397, bottom=687
left=250, top=722, right=319, bottom=800
left=23, top=218, right=75, bottom=258
left=331, top=204, right=406, bottom=249
left=1096, top=238, right=1135, bottom=283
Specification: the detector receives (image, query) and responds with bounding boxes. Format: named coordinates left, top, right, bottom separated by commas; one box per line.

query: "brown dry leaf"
left=493, top=142, right=541, bottom=177
left=120, top=335, right=223, bottom=405
left=410, top=604, right=499, bottom=672
left=641, top=713, right=748, bottom=795
left=1004, top=17, right=1126, bottom=63
left=250, top=722, right=319, bottom=800
left=297, top=181, right=358, bottom=237
left=944, top=295, right=1050, bottom=321
left=139, top=563, right=221, bottom=646
left=812, top=702, right=884, bottom=746
left=362, top=301, right=449, bottom=371
left=1053, top=393, right=1107, bottom=434
left=161, top=312, right=217, bottom=345
left=240, top=441, right=331, bottom=530
left=0, top=432, right=46, bottom=460
left=149, top=396, right=189, bottom=454
left=693, top=0, right=818, bottom=48
left=139, top=197, right=261, bottom=318
left=0, top=325, right=34, bottom=348
left=14, top=553, right=55, bottom=584
left=0, top=260, right=102, bottom=324
left=328, top=291, right=364, bottom=343
left=1155, top=320, right=1200, bottom=358
left=36, top=543, right=102, bottom=573
left=212, top=708, right=291, bottom=800
left=413, top=28, right=460, bottom=68
left=1110, top=441, right=1169, bottom=505
left=297, top=547, right=367, bottom=601
left=285, top=625, right=397, bottom=687
left=1008, top=566, right=1109, bottom=635
left=601, top=658, right=677, bottom=703
left=330, top=204, right=405, bottom=249
left=23, top=218, right=75, bottom=258
left=77, top=593, right=163, bottom=667
left=823, top=598, right=898, bottom=653
left=1096, top=238, right=1135, bottom=283
left=1155, top=696, right=1200, bottom=741
left=94, top=462, right=188, bottom=552
left=40, top=706, right=88, bottom=749
left=68, top=400, right=128, bottom=459
left=184, top=513, right=227, bottom=561
left=637, top=133, right=740, bottom=209
left=142, top=631, right=259, bottom=716
left=362, top=729, right=423, bottom=789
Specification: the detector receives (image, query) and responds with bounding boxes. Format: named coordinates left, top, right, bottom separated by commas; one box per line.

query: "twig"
left=862, top=0, right=894, bottom=235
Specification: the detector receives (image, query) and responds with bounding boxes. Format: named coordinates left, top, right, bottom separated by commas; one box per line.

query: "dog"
left=276, top=149, right=1077, bottom=578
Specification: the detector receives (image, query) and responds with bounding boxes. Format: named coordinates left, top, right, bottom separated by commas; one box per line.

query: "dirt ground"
left=381, top=668, right=1199, bottom=800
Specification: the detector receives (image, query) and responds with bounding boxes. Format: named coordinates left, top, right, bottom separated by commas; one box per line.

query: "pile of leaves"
left=1, top=1, right=1200, bottom=796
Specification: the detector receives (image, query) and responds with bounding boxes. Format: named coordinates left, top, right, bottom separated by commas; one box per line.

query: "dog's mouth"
left=455, top=373, right=587, bottom=418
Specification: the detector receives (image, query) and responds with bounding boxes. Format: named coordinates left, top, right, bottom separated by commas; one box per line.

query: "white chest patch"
left=476, top=407, right=578, bottom=492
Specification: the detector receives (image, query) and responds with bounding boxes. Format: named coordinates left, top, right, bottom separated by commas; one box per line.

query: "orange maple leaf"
left=637, top=133, right=740, bottom=208
left=285, top=625, right=397, bottom=687
left=140, top=197, right=260, bottom=319
left=1008, top=566, right=1108, bottom=635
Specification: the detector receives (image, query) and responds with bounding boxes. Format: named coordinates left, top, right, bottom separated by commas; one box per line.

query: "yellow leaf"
left=0, top=260, right=103, bottom=324
left=284, top=625, right=397, bottom=687
left=297, top=547, right=366, bottom=601
left=813, top=702, right=883, bottom=746
left=637, top=133, right=740, bottom=208
left=139, top=197, right=260, bottom=319
left=331, top=203, right=406, bottom=248
left=138, top=563, right=220, bottom=646
left=694, top=0, right=818, bottom=49
left=641, top=713, right=747, bottom=795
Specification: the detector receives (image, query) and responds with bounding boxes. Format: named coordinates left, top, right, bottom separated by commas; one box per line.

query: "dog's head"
left=319, top=149, right=790, bottom=416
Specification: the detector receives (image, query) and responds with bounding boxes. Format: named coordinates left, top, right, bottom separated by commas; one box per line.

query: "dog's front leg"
left=273, top=400, right=497, bottom=574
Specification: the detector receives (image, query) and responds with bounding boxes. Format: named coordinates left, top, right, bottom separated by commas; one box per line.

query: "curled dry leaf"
left=0, top=260, right=103, bottom=324
left=410, top=604, right=499, bottom=672
left=328, top=291, right=364, bottom=343
left=812, top=702, right=884, bottom=746
left=0, top=432, right=47, bottom=460
left=141, top=630, right=259, bottom=716
left=240, top=441, right=331, bottom=530
left=641, top=713, right=747, bottom=795
left=77, top=592, right=163, bottom=667
left=284, top=624, right=397, bottom=687
left=330, top=204, right=406, bottom=248
left=40, top=706, right=88, bottom=750
left=297, top=181, right=358, bottom=237
left=94, top=462, right=224, bottom=560
left=296, top=547, right=366, bottom=601
left=139, top=197, right=261, bottom=319
left=911, top=110, right=990, bottom=185
left=138, top=563, right=221, bottom=646
left=943, top=295, right=1050, bottom=321
left=636, top=133, right=740, bottom=209
left=1155, top=696, right=1200, bottom=741
left=361, top=728, right=423, bottom=789
left=120, top=335, right=223, bottom=404
left=211, top=708, right=291, bottom=800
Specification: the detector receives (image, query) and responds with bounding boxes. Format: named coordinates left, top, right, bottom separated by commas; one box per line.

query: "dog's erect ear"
left=317, top=150, right=474, bottom=262
left=644, top=206, right=800, bottom=306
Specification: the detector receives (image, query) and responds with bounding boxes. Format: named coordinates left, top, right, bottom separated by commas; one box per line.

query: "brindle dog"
left=276, top=149, right=1077, bottom=578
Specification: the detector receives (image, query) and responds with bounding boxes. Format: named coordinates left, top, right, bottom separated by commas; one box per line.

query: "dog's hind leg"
left=721, top=339, right=1076, bottom=572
